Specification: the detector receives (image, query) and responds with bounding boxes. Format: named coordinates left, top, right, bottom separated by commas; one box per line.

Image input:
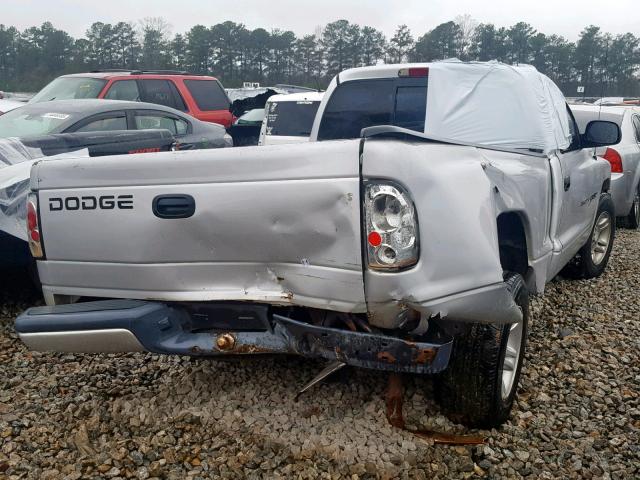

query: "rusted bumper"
left=16, top=300, right=452, bottom=374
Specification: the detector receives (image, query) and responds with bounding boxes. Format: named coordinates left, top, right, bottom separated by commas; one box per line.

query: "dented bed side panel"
left=35, top=140, right=367, bottom=312
left=361, top=139, right=552, bottom=328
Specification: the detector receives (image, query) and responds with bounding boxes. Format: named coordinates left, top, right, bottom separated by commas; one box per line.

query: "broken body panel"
left=29, top=131, right=606, bottom=331
left=17, top=62, right=611, bottom=376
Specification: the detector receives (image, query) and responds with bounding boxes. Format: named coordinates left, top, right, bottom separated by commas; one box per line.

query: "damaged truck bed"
left=16, top=61, right=621, bottom=427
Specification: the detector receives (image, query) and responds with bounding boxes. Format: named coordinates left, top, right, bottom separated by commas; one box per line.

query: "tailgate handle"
left=153, top=194, right=195, bottom=219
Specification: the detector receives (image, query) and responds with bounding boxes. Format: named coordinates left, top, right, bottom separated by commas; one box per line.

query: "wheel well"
left=602, top=179, right=610, bottom=193
left=497, top=212, right=529, bottom=277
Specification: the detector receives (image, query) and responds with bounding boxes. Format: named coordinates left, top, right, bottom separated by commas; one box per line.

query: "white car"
left=258, top=92, right=323, bottom=145
left=593, top=97, right=640, bottom=106
left=571, top=105, right=640, bottom=228
left=0, top=99, right=25, bottom=115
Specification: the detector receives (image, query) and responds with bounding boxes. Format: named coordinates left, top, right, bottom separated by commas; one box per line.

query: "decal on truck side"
left=580, top=192, right=598, bottom=207
left=48, top=195, right=134, bottom=211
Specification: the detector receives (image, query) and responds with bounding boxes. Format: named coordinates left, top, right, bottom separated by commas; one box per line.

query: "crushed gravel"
left=1, top=230, right=639, bottom=479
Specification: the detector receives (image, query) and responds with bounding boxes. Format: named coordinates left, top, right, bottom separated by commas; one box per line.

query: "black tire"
left=575, top=193, right=615, bottom=278
left=626, top=184, right=640, bottom=230
left=434, top=272, right=529, bottom=428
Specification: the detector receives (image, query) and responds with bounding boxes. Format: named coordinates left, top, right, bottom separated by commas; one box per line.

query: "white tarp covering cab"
left=424, top=61, right=571, bottom=154
left=327, top=60, right=572, bottom=154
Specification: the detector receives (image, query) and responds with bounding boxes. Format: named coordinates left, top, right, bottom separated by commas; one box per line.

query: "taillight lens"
left=398, top=67, right=429, bottom=78
left=364, top=183, right=418, bottom=270
left=27, top=193, right=44, bottom=258
left=603, top=148, right=623, bottom=173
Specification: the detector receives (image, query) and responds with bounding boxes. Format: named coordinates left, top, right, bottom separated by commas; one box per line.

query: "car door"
left=138, top=80, right=187, bottom=112
left=131, top=110, right=191, bottom=138
left=554, top=108, right=602, bottom=253
left=629, top=113, right=640, bottom=194
left=64, top=111, right=129, bottom=133
left=103, top=80, right=141, bottom=101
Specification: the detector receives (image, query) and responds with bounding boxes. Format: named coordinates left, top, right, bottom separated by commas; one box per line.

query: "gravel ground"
left=1, top=230, right=639, bottom=479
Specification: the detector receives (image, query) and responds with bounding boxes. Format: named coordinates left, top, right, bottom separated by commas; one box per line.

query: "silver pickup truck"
left=16, top=62, right=621, bottom=427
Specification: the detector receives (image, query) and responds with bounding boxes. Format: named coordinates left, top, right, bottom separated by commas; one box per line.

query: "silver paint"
left=20, top=329, right=145, bottom=353
left=33, top=131, right=610, bottom=329
left=34, top=140, right=367, bottom=313
left=360, top=137, right=608, bottom=327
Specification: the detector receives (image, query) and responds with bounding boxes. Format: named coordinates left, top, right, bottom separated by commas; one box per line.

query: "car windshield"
left=265, top=101, right=320, bottom=136
left=30, top=77, right=107, bottom=103
left=0, top=108, right=71, bottom=138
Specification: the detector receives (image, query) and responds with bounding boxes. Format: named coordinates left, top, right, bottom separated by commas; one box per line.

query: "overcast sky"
left=2, top=0, right=638, bottom=40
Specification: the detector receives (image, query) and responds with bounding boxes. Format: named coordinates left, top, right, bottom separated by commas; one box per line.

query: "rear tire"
left=579, top=193, right=615, bottom=278
left=434, top=272, right=529, bottom=428
left=561, top=193, right=615, bottom=279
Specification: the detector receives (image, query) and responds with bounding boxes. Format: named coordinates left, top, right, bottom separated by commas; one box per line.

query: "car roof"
left=15, top=99, right=187, bottom=116
left=60, top=71, right=218, bottom=80
left=266, top=92, right=324, bottom=103
left=335, top=60, right=558, bottom=85
left=569, top=104, right=640, bottom=125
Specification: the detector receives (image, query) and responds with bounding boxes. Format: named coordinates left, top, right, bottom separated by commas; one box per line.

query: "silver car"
left=16, top=62, right=621, bottom=429
left=571, top=105, right=640, bottom=228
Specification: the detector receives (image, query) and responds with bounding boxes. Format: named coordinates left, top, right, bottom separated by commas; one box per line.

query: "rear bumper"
left=16, top=300, right=452, bottom=374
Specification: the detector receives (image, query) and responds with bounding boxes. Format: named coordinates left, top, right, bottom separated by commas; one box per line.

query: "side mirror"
left=581, top=120, right=621, bottom=148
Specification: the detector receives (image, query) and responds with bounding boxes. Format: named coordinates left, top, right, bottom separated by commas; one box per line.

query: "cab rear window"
left=317, top=77, right=427, bottom=141
left=266, top=101, right=321, bottom=137
left=184, top=80, right=230, bottom=111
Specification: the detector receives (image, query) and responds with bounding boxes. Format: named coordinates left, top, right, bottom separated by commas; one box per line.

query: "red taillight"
left=364, top=183, right=419, bottom=270
left=367, top=231, right=382, bottom=247
left=27, top=203, right=37, bottom=231
left=27, top=194, right=44, bottom=258
left=398, top=67, right=429, bottom=78
left=603, top=148, right=623, bottom=173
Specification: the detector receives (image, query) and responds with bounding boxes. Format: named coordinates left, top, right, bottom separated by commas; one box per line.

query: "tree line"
left=0, top=16, right=638, bottom=96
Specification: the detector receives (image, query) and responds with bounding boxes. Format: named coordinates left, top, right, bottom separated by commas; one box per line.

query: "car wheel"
left=434, top=272, right=529, bottom=428
left=626, top=184, right=640, bottom=230
left=562, top=193, right=616, bottom=279
left=575, top=193, right=616, bottom=278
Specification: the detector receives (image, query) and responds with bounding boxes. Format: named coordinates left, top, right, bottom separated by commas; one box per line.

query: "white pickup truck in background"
left=258, top=92, right=324, bottom=145
left=16, top=61, right=621, bottom=427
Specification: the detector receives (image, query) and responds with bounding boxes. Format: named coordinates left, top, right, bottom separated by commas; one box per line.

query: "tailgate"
left=33, top=141, right=366, bottom=312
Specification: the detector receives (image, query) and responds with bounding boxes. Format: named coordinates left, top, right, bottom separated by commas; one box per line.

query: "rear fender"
left=361, top=139, right=546, bottom=327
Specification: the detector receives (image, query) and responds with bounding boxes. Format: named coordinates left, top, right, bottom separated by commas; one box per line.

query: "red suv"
left=30, top=70, right=234, bottom=128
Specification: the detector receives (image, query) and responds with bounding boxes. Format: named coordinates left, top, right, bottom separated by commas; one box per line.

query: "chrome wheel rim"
left=501, top=322, right=523, bottom=400
left=590, top=212, right=612, bottom=265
